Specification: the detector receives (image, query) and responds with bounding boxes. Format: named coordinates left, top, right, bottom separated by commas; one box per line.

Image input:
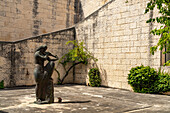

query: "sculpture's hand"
left=53, top=56, right=59, bottom=61
left=55, top=55, right=59, bottom=60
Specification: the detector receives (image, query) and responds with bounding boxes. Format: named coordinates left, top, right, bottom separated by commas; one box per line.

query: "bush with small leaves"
left=0, top=80, right=4, bottom=89
left=128, top=65, right=159, bottom=93
left=156, top=70, right=170, bottom=93
left=88, top=68, right=101, bottom=87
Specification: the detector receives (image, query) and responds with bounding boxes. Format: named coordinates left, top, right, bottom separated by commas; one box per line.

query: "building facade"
left=0, top=0, right=82, bottom=41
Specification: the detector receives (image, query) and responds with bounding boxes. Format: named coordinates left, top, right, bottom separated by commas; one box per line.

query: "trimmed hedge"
left=128, top=65, right=170, bottom=93
left=156, top=70, right=170, bottom=93
left=88, top=68, right=101, bottom=87
left=0, top=80, right=4, bottom=89
left=128, top=65, right=159, bottom=93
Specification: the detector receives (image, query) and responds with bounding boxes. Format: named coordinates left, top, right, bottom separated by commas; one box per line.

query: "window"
left=161, top=47, right=170, bottom=66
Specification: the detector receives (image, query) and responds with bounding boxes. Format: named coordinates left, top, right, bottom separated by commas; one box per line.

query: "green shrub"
left=128, top=65, right=159, bottom=93
left=0, top=80, right=4, bottom=89
left=88, top=68, right=101, bottom=87
left=156, top=70, right=170, bottom=93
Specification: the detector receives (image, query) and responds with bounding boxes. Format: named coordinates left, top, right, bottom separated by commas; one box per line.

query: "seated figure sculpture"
left=34, top=45, right=58, bottom=104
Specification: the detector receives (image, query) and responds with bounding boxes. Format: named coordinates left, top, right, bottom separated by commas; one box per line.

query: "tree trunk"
left=61, top=61, right=84, bottom=84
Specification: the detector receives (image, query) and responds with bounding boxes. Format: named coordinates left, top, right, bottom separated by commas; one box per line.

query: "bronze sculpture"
left=34, top=45, right=58, bottom=104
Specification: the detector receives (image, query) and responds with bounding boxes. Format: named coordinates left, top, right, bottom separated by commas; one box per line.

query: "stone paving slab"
left=0, top=84, right=170, bottom=113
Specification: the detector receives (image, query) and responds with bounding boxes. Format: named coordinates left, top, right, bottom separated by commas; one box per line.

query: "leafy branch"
left=145, top=0, right=170, bottom=65
left=56, top=40, right=98, bottom=84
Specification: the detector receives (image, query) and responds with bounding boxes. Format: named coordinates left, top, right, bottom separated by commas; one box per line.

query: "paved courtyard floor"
left=0, top=84, right=170, bottom=113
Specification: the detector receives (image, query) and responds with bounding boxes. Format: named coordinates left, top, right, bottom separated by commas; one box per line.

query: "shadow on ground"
left=0, top=85, right=170, bottom=113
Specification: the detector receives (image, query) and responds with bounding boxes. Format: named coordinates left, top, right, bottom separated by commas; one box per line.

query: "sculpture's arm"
left=45, top=52, right=59, bottom=61
left=35, top=51, right=48, bottom=60
left=47, top=57, right=58, bottom=61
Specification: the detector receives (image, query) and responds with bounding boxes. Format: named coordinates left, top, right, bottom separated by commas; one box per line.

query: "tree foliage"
left=56, top=40, right=98, bottom=84
left=145, top=0, right=170, bottom=65
left=59, top=40, right=97, bottom=67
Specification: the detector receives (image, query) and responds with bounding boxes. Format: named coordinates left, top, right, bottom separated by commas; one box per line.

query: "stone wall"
left=0, top=0, right=81, bottom=41
left=0, top=27, right=75, bottom=87
left=79, top=0, right=111, bottom=18
left=75, top=0, right=161, bottom=90
left=0, top=42, right=13, bottom=87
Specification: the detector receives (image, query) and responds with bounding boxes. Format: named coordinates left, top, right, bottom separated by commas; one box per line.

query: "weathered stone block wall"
left=0, top=0, right=81, bottom=41
left=80, top=0, right=111, bottom=18
left=0, top=27, right=75, bottom=87
left=75, top=0, right=161, bottom=90
left=0, top=43, right=13, bottom=87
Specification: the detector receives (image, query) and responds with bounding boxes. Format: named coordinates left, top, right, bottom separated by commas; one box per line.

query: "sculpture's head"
left=36, top=45, right=47, bottom=52
left=42, top=45, right=47, bottom=52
